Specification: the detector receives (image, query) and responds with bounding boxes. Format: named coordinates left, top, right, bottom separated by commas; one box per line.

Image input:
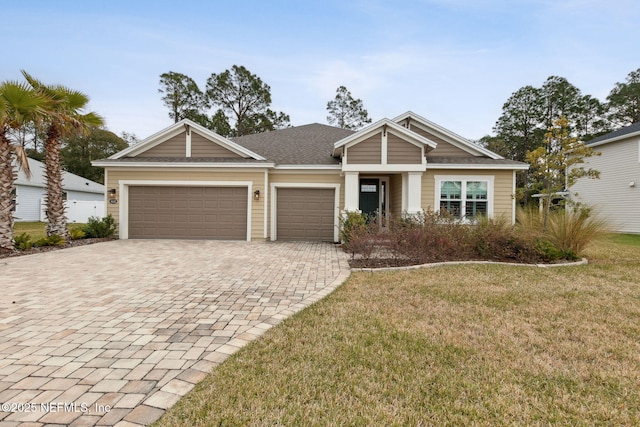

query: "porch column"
left=344, top=171, right=360, bottom=211
left=406, top=172, right=423, bottom=214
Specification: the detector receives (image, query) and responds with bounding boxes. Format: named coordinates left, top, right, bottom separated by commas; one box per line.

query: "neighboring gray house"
left=571, top=122, right=640, bottom=234
left=14, top=157, right=105, bottom=222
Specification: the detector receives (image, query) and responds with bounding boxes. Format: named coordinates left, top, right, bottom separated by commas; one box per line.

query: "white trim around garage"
left=118, top=180, right=253, bottom=241
left=269, top=182, right=341, bottom=242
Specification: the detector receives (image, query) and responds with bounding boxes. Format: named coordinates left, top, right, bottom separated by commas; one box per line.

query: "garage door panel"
left=277, top=188, right=335, bottom=242
left=129, top=186, right=247, bottom=240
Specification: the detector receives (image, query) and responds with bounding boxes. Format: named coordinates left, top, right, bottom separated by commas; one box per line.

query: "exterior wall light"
left=630, top=181, right=636, bottom=188
left=254, top=189, right=260, bottom=200
left=108, top=188, right=118, bottom=205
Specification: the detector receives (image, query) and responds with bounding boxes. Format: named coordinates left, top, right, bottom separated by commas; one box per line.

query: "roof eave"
left=427, top=163, right=530, bottom=170
left=92, top=160, right=275, bottom=168
left=587, top=130, right=640, bottom=147
left=273, top=164, right=341, bottom=170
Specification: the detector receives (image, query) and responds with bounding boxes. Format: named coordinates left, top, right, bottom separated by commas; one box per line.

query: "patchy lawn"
left=13, top=221, right=85, bottom=240
left=2, top=222, right=113, bottom=259
left=154, top=234, right=640, bottom=426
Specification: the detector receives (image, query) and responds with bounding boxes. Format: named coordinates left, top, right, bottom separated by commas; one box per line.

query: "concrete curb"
left=351, top=257, right=588, bottom=273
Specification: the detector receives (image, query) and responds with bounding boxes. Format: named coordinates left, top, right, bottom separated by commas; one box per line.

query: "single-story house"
left=15, top=157, right=105, bottom=222
left=571, top=121, right=640, bottom=233
left=93, top=111, right=529, bottom=242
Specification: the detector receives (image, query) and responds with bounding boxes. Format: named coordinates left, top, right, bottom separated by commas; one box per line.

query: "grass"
left=13, top=221, right=85, bottom=240
left=154, top=234, right=640, bottom=426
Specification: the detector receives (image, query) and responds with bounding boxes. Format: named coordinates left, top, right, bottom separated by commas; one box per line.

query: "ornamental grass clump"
left=544, top=209, right=608, bottom=260
left=515, top=207, right=608, bottom=261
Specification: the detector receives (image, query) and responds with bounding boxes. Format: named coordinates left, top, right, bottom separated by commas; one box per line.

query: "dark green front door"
left=359, top=178, right=379, bottom=219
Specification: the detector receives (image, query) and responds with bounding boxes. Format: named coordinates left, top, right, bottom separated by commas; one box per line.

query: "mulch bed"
left=348, top=258, right=419, bottom=268
left=345, top=251, right=561, bottom=268
left=0, top=237, right=117, bottom=260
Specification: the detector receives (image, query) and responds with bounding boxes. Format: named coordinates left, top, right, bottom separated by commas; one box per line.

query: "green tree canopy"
left=61, top=128, right=129, bottom=184
left=205, top=65, right=290, bottom=136
left=326, top=86, right=372, bottom=130
left=491, top=76, right=609, bottom=162
left=607, top=68, right=640, bottom=127
left=492, top=85, right=545, bottom=163
left=158, top=72, right=208, bottom=125
left=526, top=117, right=600, bottom=230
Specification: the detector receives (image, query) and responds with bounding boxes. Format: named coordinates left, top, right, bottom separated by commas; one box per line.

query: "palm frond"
left=0, top=80, right=48, bottom=128
left=11, top=144, right=31, bottom=179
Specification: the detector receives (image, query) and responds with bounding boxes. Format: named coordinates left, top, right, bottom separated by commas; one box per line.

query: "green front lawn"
left=154, top=235, right=640, bottom=426
left=14, top=221, right=85, bottom=241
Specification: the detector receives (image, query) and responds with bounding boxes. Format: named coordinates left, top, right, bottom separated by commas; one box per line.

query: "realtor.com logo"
left=1, top=401, right=111, bottom=414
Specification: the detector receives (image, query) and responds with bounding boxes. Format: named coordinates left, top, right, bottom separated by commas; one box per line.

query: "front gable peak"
left=333, top=119, right=437, bottom=171
left=109, top=119, right=266, bottom=160
left=393, top=111, right=502, bottom=159
left=333, top=119, right=437, bottom=152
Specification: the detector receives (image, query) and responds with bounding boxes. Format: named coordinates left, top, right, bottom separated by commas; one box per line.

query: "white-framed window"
left=435, top=176, right=493, bottom=220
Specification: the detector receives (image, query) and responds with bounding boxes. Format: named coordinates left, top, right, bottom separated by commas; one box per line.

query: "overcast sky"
left=3, top=0, right=639, bottom=141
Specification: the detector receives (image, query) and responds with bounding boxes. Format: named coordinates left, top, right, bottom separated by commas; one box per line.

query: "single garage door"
left=128, top=186, right=247, bottom=239
left=276, top=188, right=335, bottom=241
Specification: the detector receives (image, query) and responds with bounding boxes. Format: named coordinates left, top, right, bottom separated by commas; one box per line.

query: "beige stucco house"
left=93, top=111, right=528, bottom=242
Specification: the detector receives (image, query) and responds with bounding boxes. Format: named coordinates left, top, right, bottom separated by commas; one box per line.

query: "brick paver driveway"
left=0, top=240, right=350, bottom=426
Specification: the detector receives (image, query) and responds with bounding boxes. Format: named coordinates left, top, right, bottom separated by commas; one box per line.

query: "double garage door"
left=128, top=186, right=247, bottom=240
left=127, top=185, right=336, bottom=241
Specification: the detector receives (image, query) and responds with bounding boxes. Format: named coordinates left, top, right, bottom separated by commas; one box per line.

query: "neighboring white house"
left=14, top=157, right=105, bottom=223
left=571, top=121, right=640, bottom=234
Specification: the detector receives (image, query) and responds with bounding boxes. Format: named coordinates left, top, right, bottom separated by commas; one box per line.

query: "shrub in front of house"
left=82, top=214, right=117, bottom=238
left=342, top=207, right=607, bottom=267
left=340, top=211, right=380, bottom=260
left=69, top=228, right=86, bottom=240
left=34, top=234, right=65, bottom=247
left=387, top=211, right=474, bottom=264
left=13, top=232, right=33, bottom=250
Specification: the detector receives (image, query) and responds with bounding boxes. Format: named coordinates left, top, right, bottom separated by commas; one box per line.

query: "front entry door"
left=359, top=178, right=380, bottom=220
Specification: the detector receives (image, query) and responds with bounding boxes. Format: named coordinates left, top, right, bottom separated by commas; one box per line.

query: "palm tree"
left=0, top=81, right=45, bottom=251
left=22, top=71, right=104, bottom=240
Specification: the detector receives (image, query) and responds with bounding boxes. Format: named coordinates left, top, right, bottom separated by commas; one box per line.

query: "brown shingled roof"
left=231, top=123, right=354, bottom=165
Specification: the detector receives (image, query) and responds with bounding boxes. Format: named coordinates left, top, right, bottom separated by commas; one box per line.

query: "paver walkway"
left=0, top=240, right=350, bottom=426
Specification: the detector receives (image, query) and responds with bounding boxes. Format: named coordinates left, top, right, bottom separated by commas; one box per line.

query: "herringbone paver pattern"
left=0, top=240, right=350, bottom=426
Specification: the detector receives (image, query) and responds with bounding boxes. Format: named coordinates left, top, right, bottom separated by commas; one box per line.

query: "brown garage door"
left=128, top=186, right=247, bottom=240
left=276, top=188, right=335, bottom=241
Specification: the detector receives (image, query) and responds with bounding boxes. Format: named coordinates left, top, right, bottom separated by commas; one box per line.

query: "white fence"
left=40, top=199, right=106, bottom=223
